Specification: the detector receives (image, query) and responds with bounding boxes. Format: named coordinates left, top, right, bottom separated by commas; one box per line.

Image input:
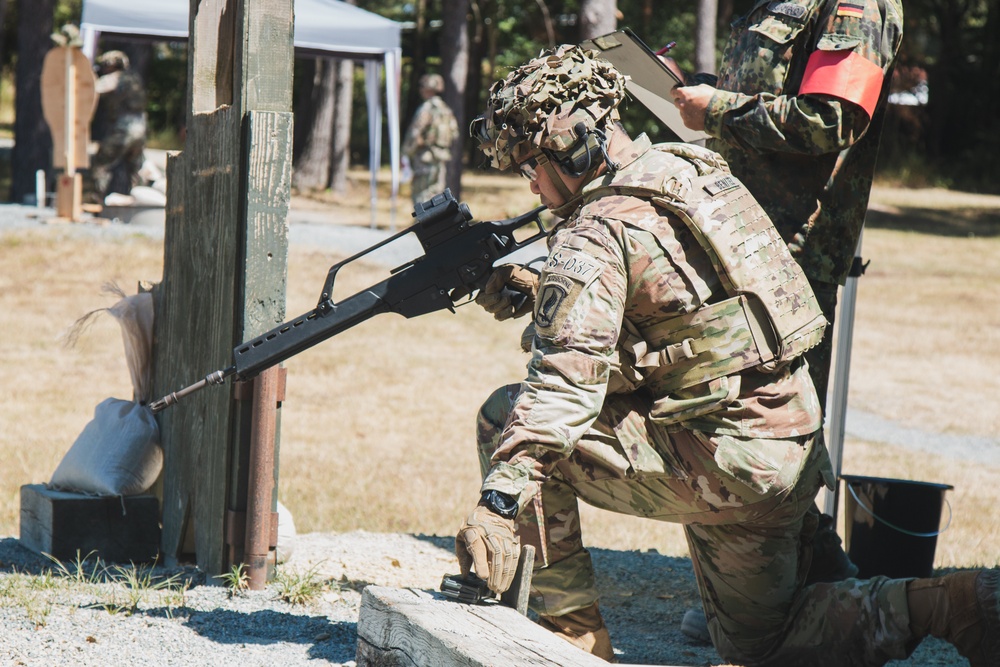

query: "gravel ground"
left=0, top=529, right=963, bottom=667
left=0, top=204, right=971, bottom=665
left=0, top=530, right=721, bottom=666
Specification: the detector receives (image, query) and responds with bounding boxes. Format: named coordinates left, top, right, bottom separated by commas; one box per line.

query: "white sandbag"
left=51, top=284, right=161, bottom=496
left=49, top=398, right=162, bottom=496
left=276, top=500, right=298, bottom=564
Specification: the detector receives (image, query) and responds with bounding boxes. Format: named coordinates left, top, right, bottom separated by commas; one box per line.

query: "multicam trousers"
left=477, top=384, right=917, bottom=666
left=90, top=114, right=146, bottom=199
left=410, top=162, right=447, bottom=206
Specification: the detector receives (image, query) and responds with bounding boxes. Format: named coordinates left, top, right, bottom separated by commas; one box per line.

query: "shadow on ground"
left=865, top=204, right=1000, bottom=237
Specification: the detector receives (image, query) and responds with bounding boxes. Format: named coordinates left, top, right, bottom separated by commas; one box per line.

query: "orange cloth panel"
left=800, top=49, right=884, bottom=118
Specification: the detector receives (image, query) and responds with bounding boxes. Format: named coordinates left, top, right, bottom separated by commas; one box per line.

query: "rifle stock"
left=150, top=190, right=547, bottom=413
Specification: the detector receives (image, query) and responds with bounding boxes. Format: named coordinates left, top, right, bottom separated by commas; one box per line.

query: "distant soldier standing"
left=89, top=50, right=147, bottom=203
left=403, top=73, right=458, bottom=205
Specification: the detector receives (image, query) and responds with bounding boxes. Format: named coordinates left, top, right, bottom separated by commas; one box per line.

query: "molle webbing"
left=622, top=294, right=779, bottom=393
left=651, top=171, right=827, bottom=367
left=587, top=144, right=827, bottom=393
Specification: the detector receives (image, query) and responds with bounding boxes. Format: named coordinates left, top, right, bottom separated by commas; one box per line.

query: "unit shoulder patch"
left=533, top=248, right=605, bottom=337
left=535, top=274, right=575, bottom=330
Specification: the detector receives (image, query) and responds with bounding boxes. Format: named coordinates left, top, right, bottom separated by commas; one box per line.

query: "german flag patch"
left=837, top=1, right=865, bottom=17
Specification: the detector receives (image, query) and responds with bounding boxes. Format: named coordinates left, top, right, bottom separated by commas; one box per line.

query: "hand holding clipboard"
left=580, top=29, right=710, bottom=144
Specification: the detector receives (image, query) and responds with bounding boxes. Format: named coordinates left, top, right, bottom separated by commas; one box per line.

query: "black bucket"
left=841, top=475, right=953, bottom=580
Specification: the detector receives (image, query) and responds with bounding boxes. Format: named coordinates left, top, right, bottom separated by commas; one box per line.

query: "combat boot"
left=907, top=569, right=1000, bottom=667
left=538, top=602, right=615, bottom=661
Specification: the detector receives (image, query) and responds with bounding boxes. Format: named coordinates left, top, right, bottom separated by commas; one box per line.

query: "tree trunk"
left=695, top=0, right=718, bottom=74
left=534, top=0, right=556, bottom=47
left=11, top=0, right=55, bottom=203
left=718, top=0, right=734, bottom=33
left=406, top=0, right=429, bottom=122
left=293, top=58, right=317, bottom=162
left=329, top=58, right=354, bottom=194
left=466, top=1, right=486, bottom=167
left=924, top=0, right=963, bottom=158
left=0, top=0, right=11, bottom=108
left=293, top=58, right=337, bottom=191
left=578, top=0, right=617, bottom=40
left=441, top=0, right=470, bottom=199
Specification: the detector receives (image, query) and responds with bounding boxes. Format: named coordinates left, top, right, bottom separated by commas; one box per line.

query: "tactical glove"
left=455, top=504, right=520, bottom=594
left=475, top=264, right=539, bottom=321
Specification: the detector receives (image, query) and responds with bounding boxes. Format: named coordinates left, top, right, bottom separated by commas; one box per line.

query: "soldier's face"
left=518, top=153, right=583, bottom=211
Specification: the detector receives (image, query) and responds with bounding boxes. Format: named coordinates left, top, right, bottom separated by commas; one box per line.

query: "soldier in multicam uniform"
left=667, top=0, right=906, bottom=641
left=89, top=50, right=148, bottom=203
left=403, top=73, right=459, bottom=205
left=669, top=0, right=904, bottom=410
left=454, top=45, right=1000, bottom=666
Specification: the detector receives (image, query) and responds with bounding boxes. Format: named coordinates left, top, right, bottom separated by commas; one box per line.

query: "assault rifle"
left=149, top=190, right=547, bottom=413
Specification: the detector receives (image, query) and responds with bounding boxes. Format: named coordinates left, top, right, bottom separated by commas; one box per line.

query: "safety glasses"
left=516, top=154, right=540, bottom=181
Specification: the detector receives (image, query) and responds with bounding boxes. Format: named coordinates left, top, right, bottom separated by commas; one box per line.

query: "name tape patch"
left=703, top=175, right=741, bottom=198
left=767, top=2, right=808, bottom=20
left=544, top=248, right=603, bottom=286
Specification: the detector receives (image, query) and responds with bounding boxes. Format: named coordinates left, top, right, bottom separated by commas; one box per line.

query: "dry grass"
left=1, top=176, right=998, bottom=570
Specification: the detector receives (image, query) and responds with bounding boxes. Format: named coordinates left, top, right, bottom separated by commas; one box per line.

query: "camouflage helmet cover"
left=420, top=73, right=445, bottom=94
left=97, top=50, right=130, bottom=71
left=473, top=44, right=627, bottom=171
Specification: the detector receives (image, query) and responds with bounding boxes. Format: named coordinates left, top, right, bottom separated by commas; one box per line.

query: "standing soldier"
left=403, top=73, right=458, bottom=206
left=89, top=50, right=147, bottom=204
left=666, top=2, right=906, bottom=641
left=668, top=0, right=904, bottom=412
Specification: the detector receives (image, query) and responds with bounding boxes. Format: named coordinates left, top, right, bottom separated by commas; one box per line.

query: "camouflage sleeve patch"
left=534, top=246, right=604, bottom=337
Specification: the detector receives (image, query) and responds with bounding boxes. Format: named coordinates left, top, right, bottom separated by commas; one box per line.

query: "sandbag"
left=49, top=283, right=161, bottom=496
left=49, top=398, right=161, bottom=496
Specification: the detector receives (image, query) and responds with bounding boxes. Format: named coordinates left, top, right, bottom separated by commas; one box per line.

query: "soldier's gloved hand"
left=475, top=264, right=539, bottom=321
left=455, top=504, right=520, bottom=594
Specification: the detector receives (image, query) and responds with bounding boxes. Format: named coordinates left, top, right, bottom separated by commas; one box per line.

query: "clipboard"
left=581, top=28, right=710, bottom=144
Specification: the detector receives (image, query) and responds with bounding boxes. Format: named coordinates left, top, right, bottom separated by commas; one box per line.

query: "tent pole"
left=822, top=232, right=864, bottom=523
left=365, top=60, right=382, bottom=230
left=385, top=49, right=401, bottom=231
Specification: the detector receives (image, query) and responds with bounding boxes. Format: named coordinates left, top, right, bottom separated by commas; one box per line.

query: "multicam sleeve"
left=705, top=0, right=901, bottom=155
left=402, top=103, right=431, bottom=156
left=480, top=222, right=627, bottom=510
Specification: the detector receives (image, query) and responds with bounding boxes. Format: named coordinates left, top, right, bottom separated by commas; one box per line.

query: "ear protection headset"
left=548, top=122, right=621, bottom=178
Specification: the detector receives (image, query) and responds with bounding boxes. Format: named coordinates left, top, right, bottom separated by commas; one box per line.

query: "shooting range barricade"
left=356, top=585, right=667, bottom=666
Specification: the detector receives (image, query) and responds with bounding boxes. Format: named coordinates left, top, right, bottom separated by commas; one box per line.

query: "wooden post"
left=40, top=44, right=96, bottom=220
left=151, top=0, right=293, bottom=576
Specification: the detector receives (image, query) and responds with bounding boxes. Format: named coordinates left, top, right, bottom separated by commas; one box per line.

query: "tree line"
left=4, top=0, right=999, bottom=203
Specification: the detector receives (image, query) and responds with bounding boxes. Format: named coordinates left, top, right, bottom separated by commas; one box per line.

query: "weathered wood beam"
left=356, top=585, right=657, bottom=667
left=153, top=0, right=293, bottom=576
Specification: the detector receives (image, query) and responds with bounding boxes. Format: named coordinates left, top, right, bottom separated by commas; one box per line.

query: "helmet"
left=471, top=44, right=627, bottom=173
left=97, top=50, right=129, bottom=71
left=419, top=73, right=445, bottom=94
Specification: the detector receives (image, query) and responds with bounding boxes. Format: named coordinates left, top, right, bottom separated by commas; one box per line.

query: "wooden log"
left=356, top=585, right=652, bottom=667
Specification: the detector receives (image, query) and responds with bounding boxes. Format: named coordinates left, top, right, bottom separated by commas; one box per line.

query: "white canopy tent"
left=79, top=0, right=402, bottom=227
